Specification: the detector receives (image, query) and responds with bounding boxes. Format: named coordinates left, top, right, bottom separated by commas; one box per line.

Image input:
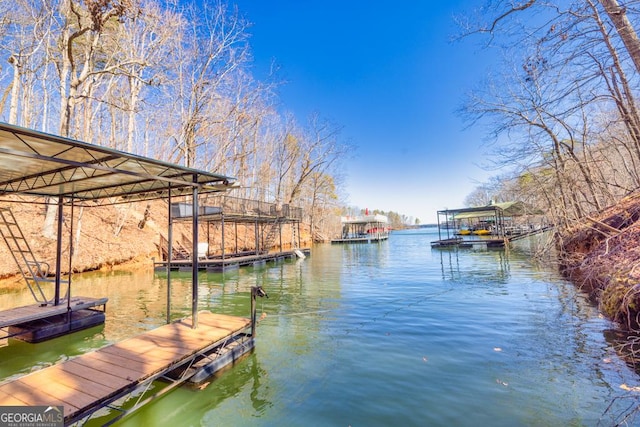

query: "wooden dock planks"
left=0, top=297, right=108, bottom=328
left=0, top=311, right=251, bottom=422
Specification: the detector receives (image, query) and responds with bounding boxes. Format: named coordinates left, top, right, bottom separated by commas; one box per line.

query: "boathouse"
left=0, top=122, right=271, bottom=424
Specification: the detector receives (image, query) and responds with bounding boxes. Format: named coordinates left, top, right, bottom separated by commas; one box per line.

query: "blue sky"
left=234, top=1, right=497, bottom=224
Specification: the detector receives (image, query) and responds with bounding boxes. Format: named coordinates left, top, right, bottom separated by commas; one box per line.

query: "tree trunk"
left=127, top=75, right=142, bottom=153
left=8, top=55, right=21, bottom=124
left=599, top=0, right=640, bottom=74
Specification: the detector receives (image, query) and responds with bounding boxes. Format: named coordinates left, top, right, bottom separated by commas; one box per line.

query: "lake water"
left=1, top=227, right=639, bottom=426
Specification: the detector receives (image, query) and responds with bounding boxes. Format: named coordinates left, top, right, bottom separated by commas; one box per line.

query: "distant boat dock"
left=331, top=213, right=390, bottom=243
left=430, top=202, right=551, bottom=248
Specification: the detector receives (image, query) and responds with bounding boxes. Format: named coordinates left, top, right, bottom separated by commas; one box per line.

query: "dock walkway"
left=0, top=311, right=251, bottom=425
left=430, top=237, right=507, bottom=248
left=155, top=249, right=310, bottom=272
left=430, top=226, right=552, bottom=249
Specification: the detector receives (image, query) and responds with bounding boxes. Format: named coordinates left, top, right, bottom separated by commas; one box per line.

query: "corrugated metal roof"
left=438, top=201, right=540, bottom=219
left=341, top=214, right=388, bottom=224
left=0, top=123, right=236, bottom=202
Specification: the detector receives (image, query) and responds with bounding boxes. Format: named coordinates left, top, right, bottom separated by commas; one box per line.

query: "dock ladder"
left=262, top=216, right=285, bottom=253
left=0, top=207, right=67, bottom=305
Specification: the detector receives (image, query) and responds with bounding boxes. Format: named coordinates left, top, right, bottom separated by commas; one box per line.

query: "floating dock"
left=0, top=311, right=252, bottom=425
left=431, top=203, right=551, bottom=249
left=330, top=236, right=389, bottom=244
left=430, top=237, right=508, bottom=249
left=0, top=297, right=108, bottom=342
left=154, top=249, right=310, bottom=272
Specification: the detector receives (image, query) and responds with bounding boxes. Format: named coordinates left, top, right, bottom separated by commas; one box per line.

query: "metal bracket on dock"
left=251, top=286, right=268, bottom=337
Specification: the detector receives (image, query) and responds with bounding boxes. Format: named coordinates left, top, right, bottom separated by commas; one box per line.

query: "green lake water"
left=1, top=227, right=640, bottom=426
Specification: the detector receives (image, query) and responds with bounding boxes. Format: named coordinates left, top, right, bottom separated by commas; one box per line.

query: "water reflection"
left=437, top=246, right=511, bottom=285
left=114, top=353, right=271, bottom=427
left=340, top=241, right=389, bottom=269
left=0, top=324, right=107, bottom=381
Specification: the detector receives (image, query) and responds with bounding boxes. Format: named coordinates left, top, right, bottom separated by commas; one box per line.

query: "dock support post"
left=255, top=219, right=259, bottom=254
left=54, top=196, right=63, bottom=306
left=167, top=189, right=173, bottom=325
left=221, top=215, right=225, bottom=260
left=192, top=175, right=199, bottom=329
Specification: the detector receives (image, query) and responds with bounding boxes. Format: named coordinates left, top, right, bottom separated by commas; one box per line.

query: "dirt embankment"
left=0, top=198, right=311, bottom=282
left=558, top=191, right=640, bottom=330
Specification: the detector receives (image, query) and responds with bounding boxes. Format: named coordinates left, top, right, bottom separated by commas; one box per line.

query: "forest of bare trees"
left=0, top=0, right=350, bottom=240
left=459, top=0, right=640, bottom=232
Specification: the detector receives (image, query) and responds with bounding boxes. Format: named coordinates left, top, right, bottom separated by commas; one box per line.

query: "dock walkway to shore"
left=0, top=311, right=252, bottom=425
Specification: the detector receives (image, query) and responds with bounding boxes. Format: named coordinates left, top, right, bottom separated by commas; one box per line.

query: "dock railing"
left=198, top=195, right=303, bottom=220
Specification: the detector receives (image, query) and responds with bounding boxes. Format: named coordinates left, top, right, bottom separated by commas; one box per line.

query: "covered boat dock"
left=331, top=213, right=390, bottom=243
left=431, top=202, right=550, bottom=248
left=155, top=194, right=308, bottom=272
left=0, top=122, right=269, bottom=424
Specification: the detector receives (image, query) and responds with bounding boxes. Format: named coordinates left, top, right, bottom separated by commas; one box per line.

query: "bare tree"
left=0, top=0, right=53, bottom=125
left=165, top=1, right=250, bottom=168
left=599, top=0, right=640, bottom=73
left=305, top=171, right=340, bottom=241
left=56, top=0, right=130, bottom=138
left=109, top=0, right=182, bottom=153
left=460, top=1, right=640, bottom=226
left=286, top=114, right=347, bottom=205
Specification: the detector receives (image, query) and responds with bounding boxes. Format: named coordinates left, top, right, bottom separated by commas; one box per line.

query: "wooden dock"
left=430, top=237, right=507, bottom=248
left=154, top=249, right=310, bottom=272
left=431, top=226, right=552, bottom=249
left=330, top=235, right=389, bottom=244
left=0, top=311, right=252, bottom=425
left=0, top=296, right=108, bottom=341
